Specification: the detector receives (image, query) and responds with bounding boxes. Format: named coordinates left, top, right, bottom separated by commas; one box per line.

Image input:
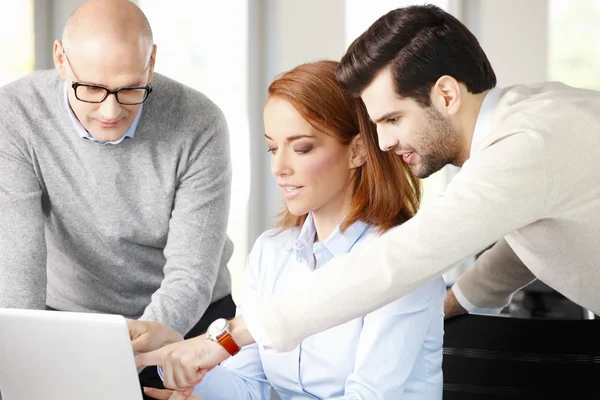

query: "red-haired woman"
left=145, top=60, right=444, bottom=400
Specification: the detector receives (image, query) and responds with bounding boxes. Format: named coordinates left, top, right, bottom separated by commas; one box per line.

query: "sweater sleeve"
left=245, top=131, right=552, bottom=351
left=453, top=238, right=536, bottom=312
left=0, top=116, right=47, bottom=309
left=140, top=108, right=232, bottom=335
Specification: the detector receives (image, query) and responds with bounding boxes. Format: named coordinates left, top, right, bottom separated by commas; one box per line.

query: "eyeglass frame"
left=61, top=48, right=153, bottom=105
left=69, top=81, right=153, bottom=105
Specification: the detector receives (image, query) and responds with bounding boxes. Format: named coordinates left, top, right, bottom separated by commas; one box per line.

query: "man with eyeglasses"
left=0, top=0, right=235, bottom=397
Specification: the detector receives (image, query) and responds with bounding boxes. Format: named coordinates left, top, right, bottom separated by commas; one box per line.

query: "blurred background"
left=3, top=0, right=598, bottom=318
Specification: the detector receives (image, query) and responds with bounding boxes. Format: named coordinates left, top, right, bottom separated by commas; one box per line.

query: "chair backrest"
left=443, top=314, right=600, bottom=399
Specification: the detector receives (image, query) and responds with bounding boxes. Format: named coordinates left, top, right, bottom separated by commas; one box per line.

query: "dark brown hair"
left=268, top=60, right=420, bottom=233
left=337, top=5, right=496, bottom=107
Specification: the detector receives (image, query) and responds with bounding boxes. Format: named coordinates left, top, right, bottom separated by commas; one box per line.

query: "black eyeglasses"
left=62, top=48, right=153, bottom=105
left=71, top=82, right=153, bottom=105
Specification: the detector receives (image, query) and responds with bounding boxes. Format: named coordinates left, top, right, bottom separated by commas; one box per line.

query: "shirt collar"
left=292, top=214, right=370, bottom=267
left=64, top=83, right=143, bottom=145
left=470, top=87, right=502, bottom=156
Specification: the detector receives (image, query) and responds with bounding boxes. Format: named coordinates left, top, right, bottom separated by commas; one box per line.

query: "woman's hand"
left=136, top=335, right=229, bottom=392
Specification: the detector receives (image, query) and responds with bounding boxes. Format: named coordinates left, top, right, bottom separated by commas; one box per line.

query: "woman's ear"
left=349, top=134, right=367, bottom=169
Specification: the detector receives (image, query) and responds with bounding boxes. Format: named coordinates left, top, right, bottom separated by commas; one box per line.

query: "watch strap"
left=217, top=332, right=240, bottom=356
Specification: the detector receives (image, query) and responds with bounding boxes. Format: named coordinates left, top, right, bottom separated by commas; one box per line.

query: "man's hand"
left=143, top=386, right=203, bottom=400
left=136, top=335, right=230, bottom=391
left=127, top=319, right=184, bottom=353
left=444, top=288, right=468, bottom=319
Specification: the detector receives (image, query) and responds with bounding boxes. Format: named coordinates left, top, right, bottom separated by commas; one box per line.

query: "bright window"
left=548, top=0, right=600, bottom=90
left=137, top=1, right=249, bottom=301
left=0, top=1, right=35, bottom=86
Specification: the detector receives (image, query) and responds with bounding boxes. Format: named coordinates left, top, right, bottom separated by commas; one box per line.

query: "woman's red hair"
left=269, top=60, right=420, bottom=233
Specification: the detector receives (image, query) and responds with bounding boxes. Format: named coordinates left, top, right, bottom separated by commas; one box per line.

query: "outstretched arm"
left=244, top=132, right=551, bottom=351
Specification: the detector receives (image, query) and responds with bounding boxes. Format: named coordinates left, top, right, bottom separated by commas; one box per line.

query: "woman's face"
left=264, top=97, right=354, bottom=218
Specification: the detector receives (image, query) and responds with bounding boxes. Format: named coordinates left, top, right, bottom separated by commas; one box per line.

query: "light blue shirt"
left=164, top=215, right=445, bottom=399
left=64, top=83, right=143, bottom=145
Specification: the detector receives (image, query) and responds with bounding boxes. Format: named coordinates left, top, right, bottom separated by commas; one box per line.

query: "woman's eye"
left=386, top=117, right=399, bottom=124
left=294, top=147, right=312, bottom=154
left=267, top=148, right=277, bottom=155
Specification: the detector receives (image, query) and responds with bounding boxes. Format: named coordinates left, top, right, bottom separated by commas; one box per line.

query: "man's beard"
left=409, top=107, right=461, bottom=179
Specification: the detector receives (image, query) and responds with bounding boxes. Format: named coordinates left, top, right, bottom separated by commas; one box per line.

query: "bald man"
left=0, top=0, right=234, bottom=397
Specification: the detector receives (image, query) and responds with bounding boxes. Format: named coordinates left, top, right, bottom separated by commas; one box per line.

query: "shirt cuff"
left=242, top=302, right=274, bottom=349
left=452, top=283, right=505, bottom=315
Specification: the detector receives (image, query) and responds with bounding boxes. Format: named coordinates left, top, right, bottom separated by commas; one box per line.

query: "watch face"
left=207, top=318, right=227, bottom=337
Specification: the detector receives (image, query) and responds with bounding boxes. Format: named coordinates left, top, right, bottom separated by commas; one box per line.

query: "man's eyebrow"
left=77, top=81, right=146, bottom=89
left=373, top=110, right=402, bottom=124
left=77, top=80, right=107, bottom=87
left=122, top=81, right=147, bottom=88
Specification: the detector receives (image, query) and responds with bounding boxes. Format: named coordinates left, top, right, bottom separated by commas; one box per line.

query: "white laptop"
left=0, top=308, right=143, bottom=400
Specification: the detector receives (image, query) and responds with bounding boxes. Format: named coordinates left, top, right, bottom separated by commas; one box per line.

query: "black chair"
left=443, top=314, right=600, bottom=399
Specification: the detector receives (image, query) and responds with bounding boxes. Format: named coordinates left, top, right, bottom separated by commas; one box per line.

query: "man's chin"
left=88, top=130, right=127, bottom=143
left=410, top=164, right=434, bottom=179
left=411, top=159, right=450, bottom=179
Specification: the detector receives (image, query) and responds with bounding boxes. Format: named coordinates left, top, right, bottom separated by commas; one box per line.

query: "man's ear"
left=431, top=75, right=462, bottom=116
left=53, top=39, right=68, bottom=80
left=349, top=134, right=367, bottom=169
left=147, top=44, right=157, bottom=83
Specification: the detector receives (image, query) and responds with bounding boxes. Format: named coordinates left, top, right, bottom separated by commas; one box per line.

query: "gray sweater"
left=0, top=70, right=233, bottom=335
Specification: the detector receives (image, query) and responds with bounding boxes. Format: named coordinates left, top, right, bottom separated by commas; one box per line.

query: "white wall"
left=462, top=0, right=548, bottom=86
left=34, top=0, right=86, bottom=69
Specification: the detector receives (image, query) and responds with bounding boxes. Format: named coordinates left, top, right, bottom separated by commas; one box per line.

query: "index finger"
left=135, top=348, right=163, bottom=368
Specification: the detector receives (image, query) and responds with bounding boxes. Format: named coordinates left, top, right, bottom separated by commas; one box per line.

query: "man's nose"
left=98, top=94, right=121, bottom=121
left=377, top=127, right=399, bottom=152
